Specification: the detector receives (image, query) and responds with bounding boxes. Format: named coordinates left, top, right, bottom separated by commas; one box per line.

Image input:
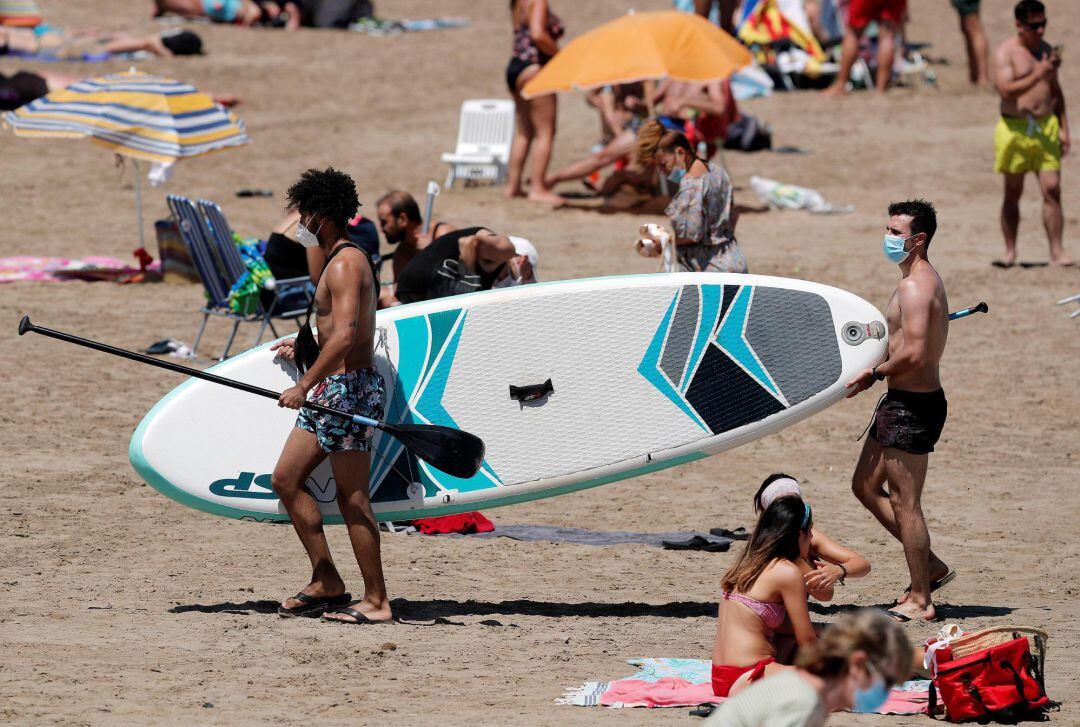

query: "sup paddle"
left=948, top=302, right=988, bottom=321
left=18, top=316, right=485, bottom=479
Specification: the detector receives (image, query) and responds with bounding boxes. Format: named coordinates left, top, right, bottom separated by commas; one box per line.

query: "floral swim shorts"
left=295, top=368, right=386, bottom=453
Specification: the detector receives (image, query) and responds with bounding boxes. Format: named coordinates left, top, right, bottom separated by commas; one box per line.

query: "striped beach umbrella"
left=3, top=70, right=249, bottom=163
left=3, top=70, right=250, bottom=246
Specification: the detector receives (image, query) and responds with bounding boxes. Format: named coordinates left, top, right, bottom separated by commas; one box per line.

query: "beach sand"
left=2, top=0, right=1079, bottom=724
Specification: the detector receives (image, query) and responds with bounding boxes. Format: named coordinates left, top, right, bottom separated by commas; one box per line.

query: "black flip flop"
left=661, top=535, right=731, bottom=553
left=322, top=606, right=393, bottom=625
left=709, top=527, right=750, bottom=541
left=277, top=591, right=351, bottom=618
left=886, top=610, right=912, bottom=623
left=904, top=570, right=958, bottom=595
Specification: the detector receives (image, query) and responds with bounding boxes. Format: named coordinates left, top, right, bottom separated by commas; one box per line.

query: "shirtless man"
left=374, top=190, right=454, bottom=307
left=993, top=0, right=1071, bottom=267
left=269, top=168, right=392, bottom=625
left=846, top=200, right=953, bottom=623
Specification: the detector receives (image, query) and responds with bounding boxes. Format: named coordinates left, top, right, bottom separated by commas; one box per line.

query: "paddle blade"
left=383, top=423, right=486, bottom=479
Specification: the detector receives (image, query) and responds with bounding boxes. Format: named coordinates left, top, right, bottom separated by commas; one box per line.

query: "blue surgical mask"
left=882, top=233, right=916, bottom=264
left=667, top=167, right=686, bottom=184
left=853, top=667, right=891, bottom=713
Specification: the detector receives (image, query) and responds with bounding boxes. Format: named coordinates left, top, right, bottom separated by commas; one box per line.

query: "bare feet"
left=822, top=83, right=848, bottom=97
left=527, top=189, right=565, bottom=206
left=322, top=596, right=393, bottom=624
left=1050, top=254, right=1075, bottom=267
left=503, top=187, right=526, bottom=199
left=993, top=250, right=1018, bottom=268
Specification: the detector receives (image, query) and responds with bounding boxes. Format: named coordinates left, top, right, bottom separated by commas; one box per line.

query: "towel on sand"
left=0, top=255, right=160, bottom=283
left=466, top=524, right=731, bottom=551
left=558, top=658, right=929, bottom=713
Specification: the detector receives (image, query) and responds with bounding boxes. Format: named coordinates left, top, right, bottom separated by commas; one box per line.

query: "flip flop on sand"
left=991, top=260, right=1016, bottom=269
left=322, top=607, right=394, bottom=625
left=277, top=592, right=351, bottom=618
left=904, top=569, right=958, bottom=595
left=886, top=610, right=913, bottom=623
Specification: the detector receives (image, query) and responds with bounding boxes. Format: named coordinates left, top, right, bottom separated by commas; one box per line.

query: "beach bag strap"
left=294, top=242, right=374, bottom=374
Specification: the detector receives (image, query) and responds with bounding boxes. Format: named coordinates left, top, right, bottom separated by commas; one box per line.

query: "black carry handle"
left=509, top=378, right=554, bottom=403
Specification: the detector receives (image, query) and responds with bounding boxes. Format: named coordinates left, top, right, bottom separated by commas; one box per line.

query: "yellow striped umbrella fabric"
left=3, top=70, right=249, bottom=164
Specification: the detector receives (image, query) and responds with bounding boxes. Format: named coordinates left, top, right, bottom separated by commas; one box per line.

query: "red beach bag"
left=930, top=628, right=1054, bottom=722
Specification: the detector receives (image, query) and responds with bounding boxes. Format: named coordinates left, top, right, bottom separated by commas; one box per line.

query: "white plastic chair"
left=440, top=99, right=515, bottom=188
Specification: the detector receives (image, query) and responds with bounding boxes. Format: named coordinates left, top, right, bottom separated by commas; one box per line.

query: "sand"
left=2, top=0, right=1079, bottom=724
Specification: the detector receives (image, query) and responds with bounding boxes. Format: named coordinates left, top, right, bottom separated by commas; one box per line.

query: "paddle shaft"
left=17, top=317, right=377, bottom=426
left=948, top=302, right=988, bottom=321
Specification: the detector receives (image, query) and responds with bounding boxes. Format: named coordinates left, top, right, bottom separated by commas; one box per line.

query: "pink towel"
left=599, top=678, right=720, bottom=708
left=592, top=676, right=927, bottom=714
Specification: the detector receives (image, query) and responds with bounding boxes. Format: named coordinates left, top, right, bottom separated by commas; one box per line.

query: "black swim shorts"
left=869, top=388, right=948, bottom=455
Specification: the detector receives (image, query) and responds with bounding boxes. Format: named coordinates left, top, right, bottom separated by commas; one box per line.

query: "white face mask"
left=295, top=218, right=322, bottom=248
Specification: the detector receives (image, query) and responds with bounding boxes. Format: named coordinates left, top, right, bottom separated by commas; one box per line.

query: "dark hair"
left=722, top=496, right=812, bottom=594
left=160, top=29, right=203, bottom=56
left=1014, top=0, right=1045, bottom=22
left=376, top=190, right=421, bottom=224
left=285, top=167, right=360, bottom=231
left=753, top=472, right=798, bottom=514
left=888, top=198, right=937, bottom=246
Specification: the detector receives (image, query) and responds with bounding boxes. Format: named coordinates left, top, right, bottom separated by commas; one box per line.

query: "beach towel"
left=412, top=512, right=494, bottom=535
left=348, top=17, right=470, bottom=36
left=0, top=0, right=41, bottom=27
left=558, top=658, right=930, bottom=713
left=0, top=255, right=160, bottom=283
left=464, top=524, right=731, bottom=550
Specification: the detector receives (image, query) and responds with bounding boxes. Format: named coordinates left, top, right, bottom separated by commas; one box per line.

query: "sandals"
left=322, top=606, right=393, bottom=625
left=277, top=591, right=351, bottom=618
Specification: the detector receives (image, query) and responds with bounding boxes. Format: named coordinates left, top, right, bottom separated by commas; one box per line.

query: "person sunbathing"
left=544, top=83, right=646, bottom=190
left=753, top=474, right=871, bottom=601
left=712, top=496, right=817, bottom=698
left=0, top=25, right=204, bottom=59
left=0, top=67, right=239, bottom=110
left=151, top=0, right=303, bottom=29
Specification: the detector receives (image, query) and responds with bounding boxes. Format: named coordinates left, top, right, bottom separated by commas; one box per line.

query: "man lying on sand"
left=846, top=199, right=954, bottom=623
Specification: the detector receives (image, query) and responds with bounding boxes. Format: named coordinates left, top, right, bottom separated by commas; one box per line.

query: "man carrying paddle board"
left=269, top=167, right=392, bottom=625
left=845, top=199, right=955, bottom=624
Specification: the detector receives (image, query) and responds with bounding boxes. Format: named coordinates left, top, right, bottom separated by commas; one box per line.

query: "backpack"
left=929, top=627, right=1056, bottom=723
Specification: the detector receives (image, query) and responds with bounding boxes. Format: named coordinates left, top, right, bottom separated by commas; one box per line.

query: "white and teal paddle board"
left=130, top=273, right=886, bottom=523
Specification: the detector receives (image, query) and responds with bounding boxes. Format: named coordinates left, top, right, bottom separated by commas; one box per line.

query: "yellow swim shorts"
left=994, top=114, right=1061, bottom=174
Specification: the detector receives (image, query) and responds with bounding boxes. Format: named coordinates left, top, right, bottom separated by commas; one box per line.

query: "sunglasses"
left=1024, top=20, right=1047, bottom=30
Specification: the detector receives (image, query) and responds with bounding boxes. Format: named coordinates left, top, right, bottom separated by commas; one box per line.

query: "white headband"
left=760, top=477, right=802, bottom=511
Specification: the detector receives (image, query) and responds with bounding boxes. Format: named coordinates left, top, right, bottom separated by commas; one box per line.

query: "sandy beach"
left=2, top=0, right=1079, bottom=724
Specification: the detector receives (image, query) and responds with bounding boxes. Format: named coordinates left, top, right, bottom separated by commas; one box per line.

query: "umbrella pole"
left=132, top=158, right=146, bottom=249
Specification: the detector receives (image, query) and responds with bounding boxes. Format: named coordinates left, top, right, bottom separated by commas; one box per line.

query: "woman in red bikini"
left=712, top=496, right=818, bottom=698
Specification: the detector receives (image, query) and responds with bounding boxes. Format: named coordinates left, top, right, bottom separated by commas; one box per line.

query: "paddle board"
left=129, top=273, right=886, bottom=523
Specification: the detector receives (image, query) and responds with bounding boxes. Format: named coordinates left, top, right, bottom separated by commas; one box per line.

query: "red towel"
left=412, top=512, right=494, bottom=535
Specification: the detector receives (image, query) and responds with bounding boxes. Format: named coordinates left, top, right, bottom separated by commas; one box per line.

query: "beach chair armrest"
left=441, top=152, right=498, bottom=164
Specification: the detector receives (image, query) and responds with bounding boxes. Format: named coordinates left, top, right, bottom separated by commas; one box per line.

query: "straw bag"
left=929, top=626, right=1056, bottom=722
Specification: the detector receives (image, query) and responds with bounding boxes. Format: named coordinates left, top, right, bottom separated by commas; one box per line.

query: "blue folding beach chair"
left=166, top=194, right=265, bottom=360
left=197, top=199, right=313, bottom=346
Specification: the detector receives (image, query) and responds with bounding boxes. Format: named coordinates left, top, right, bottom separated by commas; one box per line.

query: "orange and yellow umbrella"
left=523, top=10, right=752, bottom=98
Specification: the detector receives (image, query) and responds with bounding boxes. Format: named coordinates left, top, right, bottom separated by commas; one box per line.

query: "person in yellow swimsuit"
left=992, top=0, right=1071, bottom=267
